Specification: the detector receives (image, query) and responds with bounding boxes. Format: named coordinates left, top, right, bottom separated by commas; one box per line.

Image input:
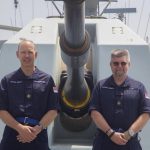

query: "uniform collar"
left=17, top=67, right=39, bottom=80
left=109, top=75, right=130, bottom=88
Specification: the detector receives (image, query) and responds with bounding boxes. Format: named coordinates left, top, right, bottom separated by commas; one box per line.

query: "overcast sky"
left=0, top=0, right=150, bottom=42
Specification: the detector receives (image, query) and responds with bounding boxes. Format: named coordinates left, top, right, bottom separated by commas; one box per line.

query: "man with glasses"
left=0, top=39, right=60, bottom=150
left=89, top=49, right=150, bottom=150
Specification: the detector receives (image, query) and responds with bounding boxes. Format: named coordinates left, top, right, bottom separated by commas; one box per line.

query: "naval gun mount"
left=59, top=0, right=93, bottom=132
left=50, top=0, right=95, bottom=145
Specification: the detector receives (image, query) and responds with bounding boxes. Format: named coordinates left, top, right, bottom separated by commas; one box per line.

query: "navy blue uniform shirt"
left=89, top=76, right=150, bottom=150
left=0, top=67, right=60, bottom=150
left=0, top=67, right=60, bottom=119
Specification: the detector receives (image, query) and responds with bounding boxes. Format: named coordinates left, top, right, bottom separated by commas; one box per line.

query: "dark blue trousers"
left=0, top=126, right=50, bottom=150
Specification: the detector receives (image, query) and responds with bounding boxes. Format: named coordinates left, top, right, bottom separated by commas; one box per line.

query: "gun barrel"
left=59, top=0, right=92, bottom=131
left=64, top=0, right=85, bottom=48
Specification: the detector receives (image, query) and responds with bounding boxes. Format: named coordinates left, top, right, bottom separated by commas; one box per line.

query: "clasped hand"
left=16, top=124, right=42, bottom=143
left=110, top=131, right=131, bottom=145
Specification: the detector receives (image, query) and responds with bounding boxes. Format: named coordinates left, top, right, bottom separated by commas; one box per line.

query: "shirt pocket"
left=33, top=80, right=47, bottom=93
left=8, top=81, right=24, bottom=103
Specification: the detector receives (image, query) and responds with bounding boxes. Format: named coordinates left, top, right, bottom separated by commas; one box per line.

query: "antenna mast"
left=14, top=0, right=19, bottom=26
left=14, top=0, right=18, bottom=9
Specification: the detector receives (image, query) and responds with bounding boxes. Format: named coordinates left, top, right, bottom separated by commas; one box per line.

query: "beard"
left=114, top=70, right=126, bottom=78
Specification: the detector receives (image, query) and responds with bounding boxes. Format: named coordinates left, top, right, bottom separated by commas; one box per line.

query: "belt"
left=16, top=117, right=39, bottom=125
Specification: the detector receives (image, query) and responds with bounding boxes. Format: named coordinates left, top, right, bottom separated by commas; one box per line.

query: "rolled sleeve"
left=140, top=84, right=150, bottom=114
left=89, top=83, right=101, bottom=114
left=0, top=77, right=8, bottom=110
left=47, top=78, right=60, bottom=112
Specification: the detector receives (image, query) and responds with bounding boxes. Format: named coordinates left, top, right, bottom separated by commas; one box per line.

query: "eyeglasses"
left=112, top=62, right=128, bottom=66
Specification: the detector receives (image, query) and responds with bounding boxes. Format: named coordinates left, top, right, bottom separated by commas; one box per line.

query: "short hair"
left=17, top=38, right=36, bottom=51
left=111, top=49, right=130, bottom=62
